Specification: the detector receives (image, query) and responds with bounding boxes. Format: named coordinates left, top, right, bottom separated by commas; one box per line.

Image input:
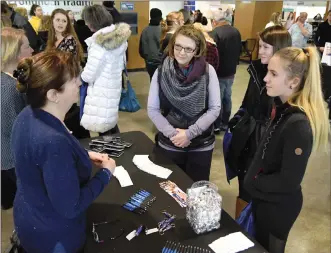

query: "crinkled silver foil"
left=186, top=181, right=222, bottom=234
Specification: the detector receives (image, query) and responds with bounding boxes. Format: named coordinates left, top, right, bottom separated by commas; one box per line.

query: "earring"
left=55, top=100, right=59, bottom=103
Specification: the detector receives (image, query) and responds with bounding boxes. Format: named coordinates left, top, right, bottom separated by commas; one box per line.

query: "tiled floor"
left=1, top=63, right=330, bottom=253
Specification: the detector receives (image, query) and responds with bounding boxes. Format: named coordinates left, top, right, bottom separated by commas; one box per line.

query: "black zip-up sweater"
left=244, top=103, right=313, bottom=203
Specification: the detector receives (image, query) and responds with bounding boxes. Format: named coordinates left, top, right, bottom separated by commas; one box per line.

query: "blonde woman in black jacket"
left=244, top=47, right=329, bottom=253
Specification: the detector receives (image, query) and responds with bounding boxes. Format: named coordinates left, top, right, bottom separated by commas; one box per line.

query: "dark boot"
left=269, top=234, right=286, bottom=253
left=235, top=196, right=248, bottom=219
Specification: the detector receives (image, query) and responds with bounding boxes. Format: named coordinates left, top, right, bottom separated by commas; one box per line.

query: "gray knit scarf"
left=159, top=57, right=208, bottom=118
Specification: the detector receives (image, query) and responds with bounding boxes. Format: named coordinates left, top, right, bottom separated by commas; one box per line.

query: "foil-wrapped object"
left=186, top=181, right=222, bottom=234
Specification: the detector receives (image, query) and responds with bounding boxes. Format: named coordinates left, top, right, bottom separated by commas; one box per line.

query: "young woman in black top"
left=244, top=47, right=329, bottom=253
left=225, top=26, right=292, bottom=217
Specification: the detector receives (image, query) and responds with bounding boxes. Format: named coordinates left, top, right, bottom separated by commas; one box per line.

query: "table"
left=81, top=131, right=267, bottom=253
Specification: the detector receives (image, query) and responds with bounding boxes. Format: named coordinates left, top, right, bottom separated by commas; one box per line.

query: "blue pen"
left=162, top=241, right=170, bottom=253
left=139, top=190, right=151, bottom=196
left=165, top=242, right=174, bottom=253
left=133, top=195, right=145, bottom=202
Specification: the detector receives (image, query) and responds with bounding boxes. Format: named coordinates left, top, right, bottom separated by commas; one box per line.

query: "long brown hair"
left=46, top=8, right=84, bottom=62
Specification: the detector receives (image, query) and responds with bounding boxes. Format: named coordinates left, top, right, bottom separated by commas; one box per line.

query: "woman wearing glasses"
left=148, top=25, right=221, bottom=182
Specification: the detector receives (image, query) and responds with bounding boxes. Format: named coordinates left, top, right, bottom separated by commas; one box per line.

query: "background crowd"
left=1, top=1, right=331, bottom=253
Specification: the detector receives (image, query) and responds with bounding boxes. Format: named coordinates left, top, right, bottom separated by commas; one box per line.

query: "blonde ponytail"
left=275, top=47, right=329, bottom=152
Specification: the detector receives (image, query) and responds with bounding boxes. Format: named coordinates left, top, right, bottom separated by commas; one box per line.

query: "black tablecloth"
left=81, top=131, right=267, bottom=253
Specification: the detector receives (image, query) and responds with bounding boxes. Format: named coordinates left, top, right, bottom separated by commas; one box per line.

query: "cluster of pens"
left=158, top=211, right=176, bottom=235
left=161, top=241, right=212, bottom=253
left=122, top=189, right=156, bottom=214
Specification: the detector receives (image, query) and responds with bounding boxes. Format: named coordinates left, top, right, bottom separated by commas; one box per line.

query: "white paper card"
left=321, top=42, right=331, bottom=66
left=209, top=232, right=254, bottom=253
left=126, top=230, right=136, bottom=241
left=133, top=155, right=172, bottom=179
left=145, top=228, right=159, bottom=235
left=113, top=166, right=133, bottom=187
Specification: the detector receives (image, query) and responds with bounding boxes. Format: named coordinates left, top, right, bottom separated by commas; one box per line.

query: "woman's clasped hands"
left=170, top=128, right=191, bottom=148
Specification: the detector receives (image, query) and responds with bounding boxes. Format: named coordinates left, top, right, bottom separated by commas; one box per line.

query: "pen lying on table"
left=161, top=241, right=212, bottom=253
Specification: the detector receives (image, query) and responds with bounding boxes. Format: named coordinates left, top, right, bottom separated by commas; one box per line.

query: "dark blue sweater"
left=11, top=106, right=111, bottom=253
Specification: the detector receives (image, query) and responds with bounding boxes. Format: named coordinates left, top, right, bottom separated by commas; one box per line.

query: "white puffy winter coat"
left=81, top=23, right=131, bottom=133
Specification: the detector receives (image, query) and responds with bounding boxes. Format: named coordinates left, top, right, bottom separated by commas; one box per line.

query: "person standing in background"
left=1, top=27, right=33, bottom=210
left=139, top=8, right=163, bottom=80
left=161, top=11, right=184, bottom=52
left=103, top=1, right=122, bottom=24
left=211, top=10, right=241, bottom=133
left=14, top=7, right=28, bottom=19
left=193, top=22, right=219, bottom=71
left=314, top=10, right=331, bottom=54
left=265, top=12, right=282, bottom=28
left=29, top=4, right=43, bottom=33
left=1, top=2, right=39, bottom=52
left=285, top=12, right=295, bottom=30
left=80, top=5, right=131, bottom=134
left=289, top=12, right=312, bottom=48
left=46, top=9, right=84, bottom=64
left=66, top=10, right=76, bottom=26
left=179, top=9, right=191, bottom=25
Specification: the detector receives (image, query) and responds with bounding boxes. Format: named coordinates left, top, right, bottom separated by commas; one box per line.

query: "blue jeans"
left=215, top=77, right=234, bottom=128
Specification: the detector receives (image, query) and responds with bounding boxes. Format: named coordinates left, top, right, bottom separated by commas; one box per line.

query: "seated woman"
left=148, top=25, right=221, bottom=182
left=1, top=27, right=33, bottom=209
left=46, top=8, right=84, bottom=63
left=11, top=51, right=116, bottom=253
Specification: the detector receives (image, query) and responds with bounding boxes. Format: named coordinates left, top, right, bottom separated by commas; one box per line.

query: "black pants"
left=146, top=62, right=158, bottom=81
left=1, top=168, right=17, bottom=209
left=160, top=147, right=213, bottom=182
left=252, top=193, right=302, bottom=253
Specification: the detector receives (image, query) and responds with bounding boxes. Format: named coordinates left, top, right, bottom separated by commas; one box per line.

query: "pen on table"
left=188, top=245, right=193, bottom=253
left=174, top=242, right=181, bottom=253
left=169, top=242, right=176, bottom=253
left=162, top=241, right=169, bottom=253
left=164, top=242, right=171, bottom=253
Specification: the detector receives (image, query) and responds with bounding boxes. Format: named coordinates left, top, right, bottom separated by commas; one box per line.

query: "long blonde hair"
left=161, top=11, right=184, bottom=43
left=15, top=7, right=28, bottom=18
left=275, top=47, right=329, bottom=152
left=270, top=12, right=281, bottom=25
left=193, top=23, right=215, bottom=44
left=39, top=15, right=52, bottom=31
left=1, top=27, right=25, bottom=71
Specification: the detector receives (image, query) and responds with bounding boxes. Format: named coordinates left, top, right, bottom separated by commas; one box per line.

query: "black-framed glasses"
left=92, top=220, right=125, bottom=243
left=174, top=44, right=196, bottom=53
